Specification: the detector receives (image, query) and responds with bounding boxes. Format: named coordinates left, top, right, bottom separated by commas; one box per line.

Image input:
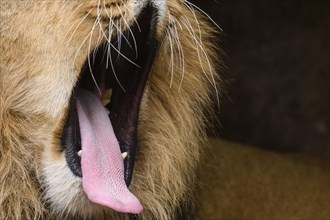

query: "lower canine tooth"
left=121, top=152, right=128, bottom=160
left=78, top=150, right=82, bottom=157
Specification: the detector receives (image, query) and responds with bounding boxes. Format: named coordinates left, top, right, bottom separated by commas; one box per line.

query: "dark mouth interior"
left=61, top=5, right=158, bottom=186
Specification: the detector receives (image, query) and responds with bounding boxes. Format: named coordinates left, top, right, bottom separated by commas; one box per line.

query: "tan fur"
left=199, top=140, right=330, bottom=220
left=0, top=1, right=219, bottom=219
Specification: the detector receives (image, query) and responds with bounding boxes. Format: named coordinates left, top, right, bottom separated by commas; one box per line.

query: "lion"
left=3, top=1, right=328, bottom=220
left=0, top=1, right=219, bottom=219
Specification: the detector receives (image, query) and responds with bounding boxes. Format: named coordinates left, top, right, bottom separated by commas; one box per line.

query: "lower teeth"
left=77, top=150, right=127, bottom=160
left=122, top=152, right=128, bottom=160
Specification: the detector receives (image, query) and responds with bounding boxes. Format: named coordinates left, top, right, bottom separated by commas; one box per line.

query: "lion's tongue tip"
left=82, top=170, right=144, bottom=214
left=84, top=189, right=143, bottom=214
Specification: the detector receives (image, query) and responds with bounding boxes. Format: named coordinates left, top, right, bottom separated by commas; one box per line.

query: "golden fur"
left=199, top=139, right=330, bottom=220
left=0, top=1, right=219, bottom=219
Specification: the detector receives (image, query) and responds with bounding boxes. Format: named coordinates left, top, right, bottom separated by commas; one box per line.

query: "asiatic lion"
left=0, top=1, right=219, bottom=219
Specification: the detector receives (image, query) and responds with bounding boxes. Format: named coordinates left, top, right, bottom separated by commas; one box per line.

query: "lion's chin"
left=42, top=4, right=158, bottom=216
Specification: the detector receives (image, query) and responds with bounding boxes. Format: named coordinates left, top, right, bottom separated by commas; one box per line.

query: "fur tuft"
left=0, top=111, right=45, bottom=219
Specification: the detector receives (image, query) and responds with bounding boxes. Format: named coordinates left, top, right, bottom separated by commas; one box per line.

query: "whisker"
left=106, top=14, right=114, bottom=69
left=109, top=38, right=141, bottom=68
left=171, top=18, right=185, bottom=90
left=58, top=1, right=79, bottom=24
left=116, top=19, right=123, bottom=61
left=90, top=1, right=140, bottom=68
left=181, top=1, right=202, bottom=45
left=122, top=2, right=141, bottom=32
left=72, top=30, right=93, bottom=72
left=65, top=9, right=93, bottom=50
left=165, top=19, right=175, bottom=88
left=90, top=2, right=105, bottom=63
left=88, top=18, right=102, bottom=95
left=108, top=41, right=127, bottom=92
left=92, top=26, right=103, bottom=63
left=106, top=9, right=126, bottom=92
left=180, top=14, right=220, bottom=101
left=181, top=0, right=223, bottom=32
left=97, top=18, right=140, bottom=67
left=101, top=1, right=133, bottom=49
left=116, top=5, right=138, bottom=58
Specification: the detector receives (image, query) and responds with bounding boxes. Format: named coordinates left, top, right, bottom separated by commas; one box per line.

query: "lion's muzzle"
left=61, top=3, right=158, bottom=214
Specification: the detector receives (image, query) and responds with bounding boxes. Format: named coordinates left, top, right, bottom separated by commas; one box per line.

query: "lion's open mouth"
left=61, top=5, right=158, bottom=213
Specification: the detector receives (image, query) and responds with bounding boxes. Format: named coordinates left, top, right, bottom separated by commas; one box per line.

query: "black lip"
left=61, top=5, right=158, bottom=186
left=62, top=96, right=82, bottom=177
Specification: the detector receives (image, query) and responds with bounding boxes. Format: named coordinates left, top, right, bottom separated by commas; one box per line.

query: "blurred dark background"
left=192, top=0, right=329, bottom=156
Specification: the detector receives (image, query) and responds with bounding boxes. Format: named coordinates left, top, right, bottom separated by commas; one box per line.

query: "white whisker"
left=122, top=2, right=141, bottom=32
left=96, top=8, right=139, bottom=67
left=181, top=0, right=223, bottom=32
left=117, top=5, right=138, bottom=58
left=58, top=1, right=80, bottom=24
left=65, top=9, right=93, bottom=50
left=105, top=10, right=126, bottom=92
left=171, top=18, right=185, bottom=90
left=116, top=19, right=123, bottom=61
left=102, top=3, right=133, bottom=50
left=92, top=26, right=103, bottom=63
left=165, top=19, right=175, bottom=88
left=72, top=31, right=93, bottom=72
left=106, top=11, right=113, bottom=69
left=180, top=14, right=220, bottom=103
left=181, top=1, right=202, bottom=45
left=88, top=16, right=102, bottom=95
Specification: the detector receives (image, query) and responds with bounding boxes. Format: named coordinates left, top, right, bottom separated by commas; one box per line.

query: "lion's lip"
left=61, top=4, right=158, bottom=187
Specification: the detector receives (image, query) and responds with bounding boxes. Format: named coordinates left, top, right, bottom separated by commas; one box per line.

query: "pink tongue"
left=76, top=89, right=143, bottom=214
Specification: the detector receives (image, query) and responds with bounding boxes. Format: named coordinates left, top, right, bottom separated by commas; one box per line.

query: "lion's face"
left=0, top=1, right=218, bottom=219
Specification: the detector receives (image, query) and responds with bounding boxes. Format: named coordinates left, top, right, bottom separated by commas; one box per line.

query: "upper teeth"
left=101, top=89, right=112, bottom=106
left=78, top=150, right=82, bottom=157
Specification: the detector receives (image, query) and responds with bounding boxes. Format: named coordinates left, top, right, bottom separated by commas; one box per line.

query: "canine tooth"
left=78, top=150, right=82, bottom=157
left=121, top=152, right=128, bottom=160
left=101, top=89, right=112, bottom=106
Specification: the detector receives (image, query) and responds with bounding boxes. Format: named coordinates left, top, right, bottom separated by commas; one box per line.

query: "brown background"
left=192, top=0, right=329, bottom=156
